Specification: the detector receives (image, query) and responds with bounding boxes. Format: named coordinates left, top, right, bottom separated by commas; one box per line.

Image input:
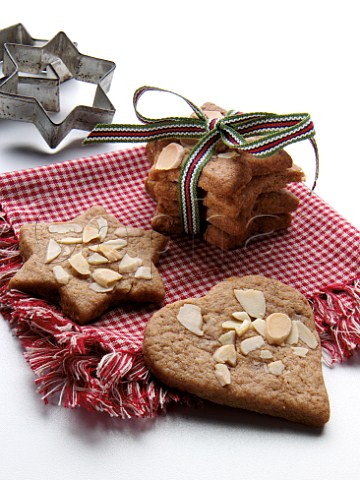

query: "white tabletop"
left=1, top=3, right=360, bottom=479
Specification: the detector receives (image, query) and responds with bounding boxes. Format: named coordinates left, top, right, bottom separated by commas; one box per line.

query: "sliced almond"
left=92, top=243, right=127, bottom=253
left=212, top=344, right=237, bottom=367
left=268, top=360, right=285, bottom=376
left=88, top=253, right=109, bottom=265
left=57, top=237, right=83, bottom=244
left=48, top=223, right=82, bottom=234
left=114, top=227, right=128, bottom=237
left=218, top=330, right=236, bottom=345
left=265, top=312, right=292, bottom=345
left=231, top=311, right=251, bottom=321
left=252, top=318, right=267, bottom=336
left=83, top=225, right=101, bottom=243
left=89, top=282, right=114, bottom=293
left=102, top=238, right=128, bottom=249
left=155, top=143, right=185, bottom=170
left=214, top=363, right=231, bottom=387
left=285, top=321, right=299, bottom=345
left=97, top=244, right=123, bottom=262
left=203, top=110, right=223, bottom=119
left=134, top=266, right=152, bottom=279
left=97, top=217, right=108, bottom=241
left=68, top=252, right=90, bottom=275
left=177, top=304, right=203, bottom=336
left=260, top=349, right=273, bottom=359
left=114, top=226, right=143, bottom=237
left=118, top=254, right=143, bottom=273
left=295, top=321, right=318, bottom=349
left=52, top=265, right=70, bottom=285
left=45, top=239, right=62, bottom=264
left=240, top=335, right=265, bottom=355
left=222, top=319, right=251, bottom=337
left=234, top=289, right=266, bottom=318
left=234, top=319, right=251, bottom=337
left=292, top=346, right=309, bottom=357
left=222, top=320, right=242, bottom=331
left=92, top=268, right=122, bottom=288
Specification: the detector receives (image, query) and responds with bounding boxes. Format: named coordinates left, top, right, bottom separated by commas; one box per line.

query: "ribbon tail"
left=83, top=120, right=206, bottom=145
left=179, top=130, right=219, bottom=234
left=309, top=137, right=319, bottom=192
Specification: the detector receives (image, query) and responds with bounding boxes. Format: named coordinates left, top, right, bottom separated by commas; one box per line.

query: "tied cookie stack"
left=85, top=86, right=319, bottom=249
left=145, top=103, right=305, bottom=249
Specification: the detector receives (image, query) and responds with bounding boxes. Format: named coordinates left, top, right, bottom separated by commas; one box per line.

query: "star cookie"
left=143, top=275, right=330, bottom=426
left=9, top=206, right=168, bottom=324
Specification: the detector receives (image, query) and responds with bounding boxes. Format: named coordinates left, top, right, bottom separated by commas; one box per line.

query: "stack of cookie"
left=145, top=103, right=305, bottom=250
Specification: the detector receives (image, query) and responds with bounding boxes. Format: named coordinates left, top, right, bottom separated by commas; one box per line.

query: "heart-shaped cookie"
left=143, top=275, right=330, bottom=426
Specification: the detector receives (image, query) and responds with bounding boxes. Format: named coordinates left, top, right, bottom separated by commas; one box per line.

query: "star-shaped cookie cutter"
left=0, top=24, right=116, bottom=148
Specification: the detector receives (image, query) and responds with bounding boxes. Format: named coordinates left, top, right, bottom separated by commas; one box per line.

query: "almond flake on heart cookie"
left=234, top=288, right=266, bottom=319
left=177, top=304, right=204, bottom=336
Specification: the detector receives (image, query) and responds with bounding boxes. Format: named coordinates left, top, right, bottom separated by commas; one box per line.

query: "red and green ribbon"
left=84, top=86, right=319, bottom=235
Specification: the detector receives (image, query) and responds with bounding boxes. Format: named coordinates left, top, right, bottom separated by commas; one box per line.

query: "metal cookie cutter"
left=0, top=24, right=116, bottom=148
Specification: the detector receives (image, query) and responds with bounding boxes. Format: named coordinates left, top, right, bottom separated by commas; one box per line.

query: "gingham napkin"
left=0, top=146, right=359, bottom=418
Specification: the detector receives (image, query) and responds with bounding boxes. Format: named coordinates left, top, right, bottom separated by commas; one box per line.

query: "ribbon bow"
left=85, top=86, right=319, bottom=235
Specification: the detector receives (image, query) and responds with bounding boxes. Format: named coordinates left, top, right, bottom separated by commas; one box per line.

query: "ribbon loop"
left=85, top=86, right=319, bottom=235
left=133, top=85, right=207, bottom=124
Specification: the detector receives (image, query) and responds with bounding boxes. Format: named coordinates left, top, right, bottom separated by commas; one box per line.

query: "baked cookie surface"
left=9, top=206, right=168, bottom=324
left=143, top=275, right=330, bottom=426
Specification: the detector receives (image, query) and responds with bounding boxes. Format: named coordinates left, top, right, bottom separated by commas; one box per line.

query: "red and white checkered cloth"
left=0, top=145, right=359, bottom=417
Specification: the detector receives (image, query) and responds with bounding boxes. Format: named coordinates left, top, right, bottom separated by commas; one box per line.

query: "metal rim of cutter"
left=0, top=24, right=116, bottom=148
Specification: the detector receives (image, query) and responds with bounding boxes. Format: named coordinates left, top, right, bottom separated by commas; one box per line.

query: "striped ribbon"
left=85, top=86, right=319, bottom=235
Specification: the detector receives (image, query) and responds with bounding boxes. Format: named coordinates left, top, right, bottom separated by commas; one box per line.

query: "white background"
left=1, top=2, right=359, bottom=479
